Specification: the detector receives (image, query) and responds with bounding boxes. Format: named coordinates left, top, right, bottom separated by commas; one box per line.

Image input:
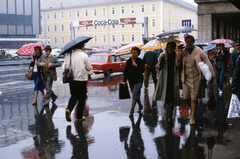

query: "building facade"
left=0, top=0, right=41, bottom=48
left=38, top=0, right=198, bottom=48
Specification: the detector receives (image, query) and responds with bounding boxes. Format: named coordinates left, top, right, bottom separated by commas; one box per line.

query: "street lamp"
left=169, top=5, right=179, bottom=29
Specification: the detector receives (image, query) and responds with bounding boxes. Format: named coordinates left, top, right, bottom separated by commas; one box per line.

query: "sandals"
left=32, top=99, right=37, bottom=105
left=42, top=95, right=46, bottom=102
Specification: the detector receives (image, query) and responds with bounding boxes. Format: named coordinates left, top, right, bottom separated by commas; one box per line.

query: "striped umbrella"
left=141, top=39, right=181, bottom=51
left=114, top=43, right=144, bottom=55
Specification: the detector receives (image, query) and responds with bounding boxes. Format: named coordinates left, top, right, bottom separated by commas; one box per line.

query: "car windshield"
left=90, top=55, right=108, bottom=62
left=9, top=49, right=18, bottom=54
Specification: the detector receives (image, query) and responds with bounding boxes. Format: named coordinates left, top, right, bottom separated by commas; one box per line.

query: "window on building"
left=102, top=25, right=106, bottom=29
left=68, top=11, right=72, bottom=18
left=40, top=13, right=42, bottom=20
left=141, top=34, right=144, bottom=41
left=61, top=24, right=64, bottom=31
left=47, top=25, right=49, bottom=32
left=131, top=34, right=135, bottom=42
left=61, top=37, right=64, bottom=44
left=141, top=5, right=144, bottom=13
left=152, top=34, right=156, bottom=37
left=152, top=4, right=156, bottom=12
left=131, top=6, right=134, bottom=14
left=47, top=37, right=50, bottom=44
left=121, top=24, right=124, bottom=29
left=46, top=13, right=49, bottom=20
left=121, top=6, right=124, bottom=14
left=131, top=24, right=134, bottom=28
left=69, top=37, right=71, bottom=42
left=54, top=25, right=57, bottom=32
left=112, top=25, right=115, bottom=29
left=94, top=36, right=97, bottom=43
left=121, top=35, right=125, bottom=43
left=165, top=21, right=167, bottom=29
left=93, top=9, right=97, bottom=16
left=61, top=12, right=64, bottom=19
left=103, top=35, right=106, bottom=43
left=112, top=7, right=115, bottom=15
left=172, top=7, right=174, bottom=15
left=175, top=8, right=177, bottom=16
left=112, top=35, right=115, bottom=43
left=41, top=26, right=43, bottom=32
left=86, top=26, right=88, bottom=30
left=102, top=8, right=106, bottom=16
left=54, top=37, right=57, bottom=44
left=141, top=23, right=144, bottom=28
left=69, top=24, right=71, bottom=31
left=76, top=10, right=80, bottom=18
left=152, top=19, right=156, bottom=27
left=85, top=10, right=88, bottom=17
left=94, top=25, right=97, bottom=30
left=165, top=4, right=167, bottom=13
left=77, top=27, right=80, bottom=31
left=53, top=12, right=56, bottom=19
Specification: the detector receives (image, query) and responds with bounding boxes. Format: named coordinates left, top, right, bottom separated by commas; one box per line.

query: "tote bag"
left=227, top=94, right=240, bottom=118
left=119, top=83, right=130, bottom=99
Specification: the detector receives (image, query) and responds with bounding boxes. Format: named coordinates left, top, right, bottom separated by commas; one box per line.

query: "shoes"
left=65, top=109, right=71, bottom=122
left=190, top=118, right=196, bottom=125
left=144, top=87, right=148, bottom=92
left=52, top=96, right=58, bottom=103
left=32, top=99, right=37, bottom=105
left=129, top=114, right=133, bottom=118
left=219, top=90, right=223, bottom=94
left=76, top=117, right=86, bottom=122
left=137, top=105, right=143, bottom=113
left=42, top=95, right=46, bottom=102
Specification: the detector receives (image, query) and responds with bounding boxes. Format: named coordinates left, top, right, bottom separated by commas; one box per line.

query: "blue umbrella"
left=157, top=27, right=197, bottom=38
left=203, top=44, right=216, bottom=51
left=60, top=36, right=92, bottom=55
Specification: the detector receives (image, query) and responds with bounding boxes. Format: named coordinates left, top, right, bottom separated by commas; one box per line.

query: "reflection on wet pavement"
left=0, top=67, right=240, bottom=158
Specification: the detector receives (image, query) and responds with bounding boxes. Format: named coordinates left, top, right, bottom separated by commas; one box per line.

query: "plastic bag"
left=227, top=94, right=240, bottom=118
left=198, top=61, right=211, bottom=84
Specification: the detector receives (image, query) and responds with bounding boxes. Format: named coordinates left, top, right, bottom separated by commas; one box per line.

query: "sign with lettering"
left=73, top=17, right=144, bottom=27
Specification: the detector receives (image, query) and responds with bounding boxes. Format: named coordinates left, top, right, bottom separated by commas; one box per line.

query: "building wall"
left=38, top=0, right=198, bottom=47
left=0, top=0, right=40, bottom=38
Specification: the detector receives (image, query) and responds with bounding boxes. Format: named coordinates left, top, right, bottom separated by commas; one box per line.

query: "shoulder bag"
left=25, top=66, right=34, bottom=80
left=62, top=53, right=73, bottom=83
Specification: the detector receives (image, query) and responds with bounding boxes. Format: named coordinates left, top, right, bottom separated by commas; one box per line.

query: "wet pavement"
left=0, top=65, right=240, bottom=159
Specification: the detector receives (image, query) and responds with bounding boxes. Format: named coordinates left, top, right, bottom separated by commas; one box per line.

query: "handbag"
left=62, top=53, right=73, bottom=83
left=227, top=94, right=240, bottom=118
left=207, top=84, right=216, bottom=111
left=25, top=66, right=34, bottom=80
left=119, top=83, right=130, bottom=99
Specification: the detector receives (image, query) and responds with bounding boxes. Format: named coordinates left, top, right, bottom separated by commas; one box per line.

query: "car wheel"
left=14, top=56, right=19, bottom=59
left=104, top=70, right=111, bottom=77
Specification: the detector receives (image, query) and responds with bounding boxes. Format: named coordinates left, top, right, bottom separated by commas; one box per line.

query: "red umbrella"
left=210, top=39, right=235, bottom=45
left=17, top=43, right=45, bottom=56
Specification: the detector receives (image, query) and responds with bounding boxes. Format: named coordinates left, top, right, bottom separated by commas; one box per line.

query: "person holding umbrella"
left=30, top=46, right=46, bottom=105
left=63, top=36, right=92, bottom=122
left=36, top=45, right=62, bottom=107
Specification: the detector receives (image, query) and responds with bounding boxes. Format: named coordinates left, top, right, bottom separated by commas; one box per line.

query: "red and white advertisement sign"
left=73, top=17, right=145, bottom=27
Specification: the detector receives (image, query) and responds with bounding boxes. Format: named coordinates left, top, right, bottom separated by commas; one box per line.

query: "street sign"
left=182, top=20, right=192, bottom=33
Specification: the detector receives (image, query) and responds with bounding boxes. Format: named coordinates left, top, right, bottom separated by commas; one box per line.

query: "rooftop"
left=40, top=0, right=197, bottom=12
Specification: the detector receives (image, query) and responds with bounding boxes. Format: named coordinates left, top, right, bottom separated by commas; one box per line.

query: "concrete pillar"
left=230, top=24, right=233, bottom=40
left=198, top=14, right=213, bottom=43
left=237, top=28, right=239, bottom=40
left=226, top=23, right=229, bottom=39
left=219, top=20, right=224, bottom=39
left=213, top=18, right=218, bottom=40
left=233, top=26, right=236, bottom=40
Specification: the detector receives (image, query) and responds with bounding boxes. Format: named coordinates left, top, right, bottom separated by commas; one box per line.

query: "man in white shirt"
left=64, top=43, right=92, bottom=122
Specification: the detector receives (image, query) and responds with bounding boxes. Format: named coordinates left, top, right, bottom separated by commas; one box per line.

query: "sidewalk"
left=0, top=58, right=65, bottom=66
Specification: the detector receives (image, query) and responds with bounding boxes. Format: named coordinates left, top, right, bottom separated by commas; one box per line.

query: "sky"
left=182, top=0, right=197, bottom=6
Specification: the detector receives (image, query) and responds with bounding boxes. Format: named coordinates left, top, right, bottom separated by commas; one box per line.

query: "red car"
left=90, top=53, right=126, bottom=76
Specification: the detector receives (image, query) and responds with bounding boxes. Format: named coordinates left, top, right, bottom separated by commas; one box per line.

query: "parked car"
left=90, top=53, right=126, bottom=77
left=51, top=49, right=61, bottom=57
left=6, top=49, right=19, bottom=59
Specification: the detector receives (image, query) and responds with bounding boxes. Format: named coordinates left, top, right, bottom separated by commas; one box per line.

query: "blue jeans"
left=215, top=68, right=226, bottom=90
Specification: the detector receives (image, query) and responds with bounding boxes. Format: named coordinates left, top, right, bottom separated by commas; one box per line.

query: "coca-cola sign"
left=120, top=18, right=136, bottom=24
left=79, top=20, right=93, bottom=26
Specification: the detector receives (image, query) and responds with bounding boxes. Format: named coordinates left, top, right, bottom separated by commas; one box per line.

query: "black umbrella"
left=60, top=36, right=92, bottom=55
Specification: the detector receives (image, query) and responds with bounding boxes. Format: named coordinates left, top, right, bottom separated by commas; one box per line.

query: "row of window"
left=42, top=4, right=156, bottom=20
left=164, top=4, right=196, bottom=19
left=47, top=33, right=156, bottom=45
left=41, top=21, right=156, bottom=33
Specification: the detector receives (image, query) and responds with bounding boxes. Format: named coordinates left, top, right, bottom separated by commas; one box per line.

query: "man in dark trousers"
left=37, top=45, right=62, bottom=106
left=231, top=43, right=240, bottom=70
left=143, top=51, right=158, bottom=91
